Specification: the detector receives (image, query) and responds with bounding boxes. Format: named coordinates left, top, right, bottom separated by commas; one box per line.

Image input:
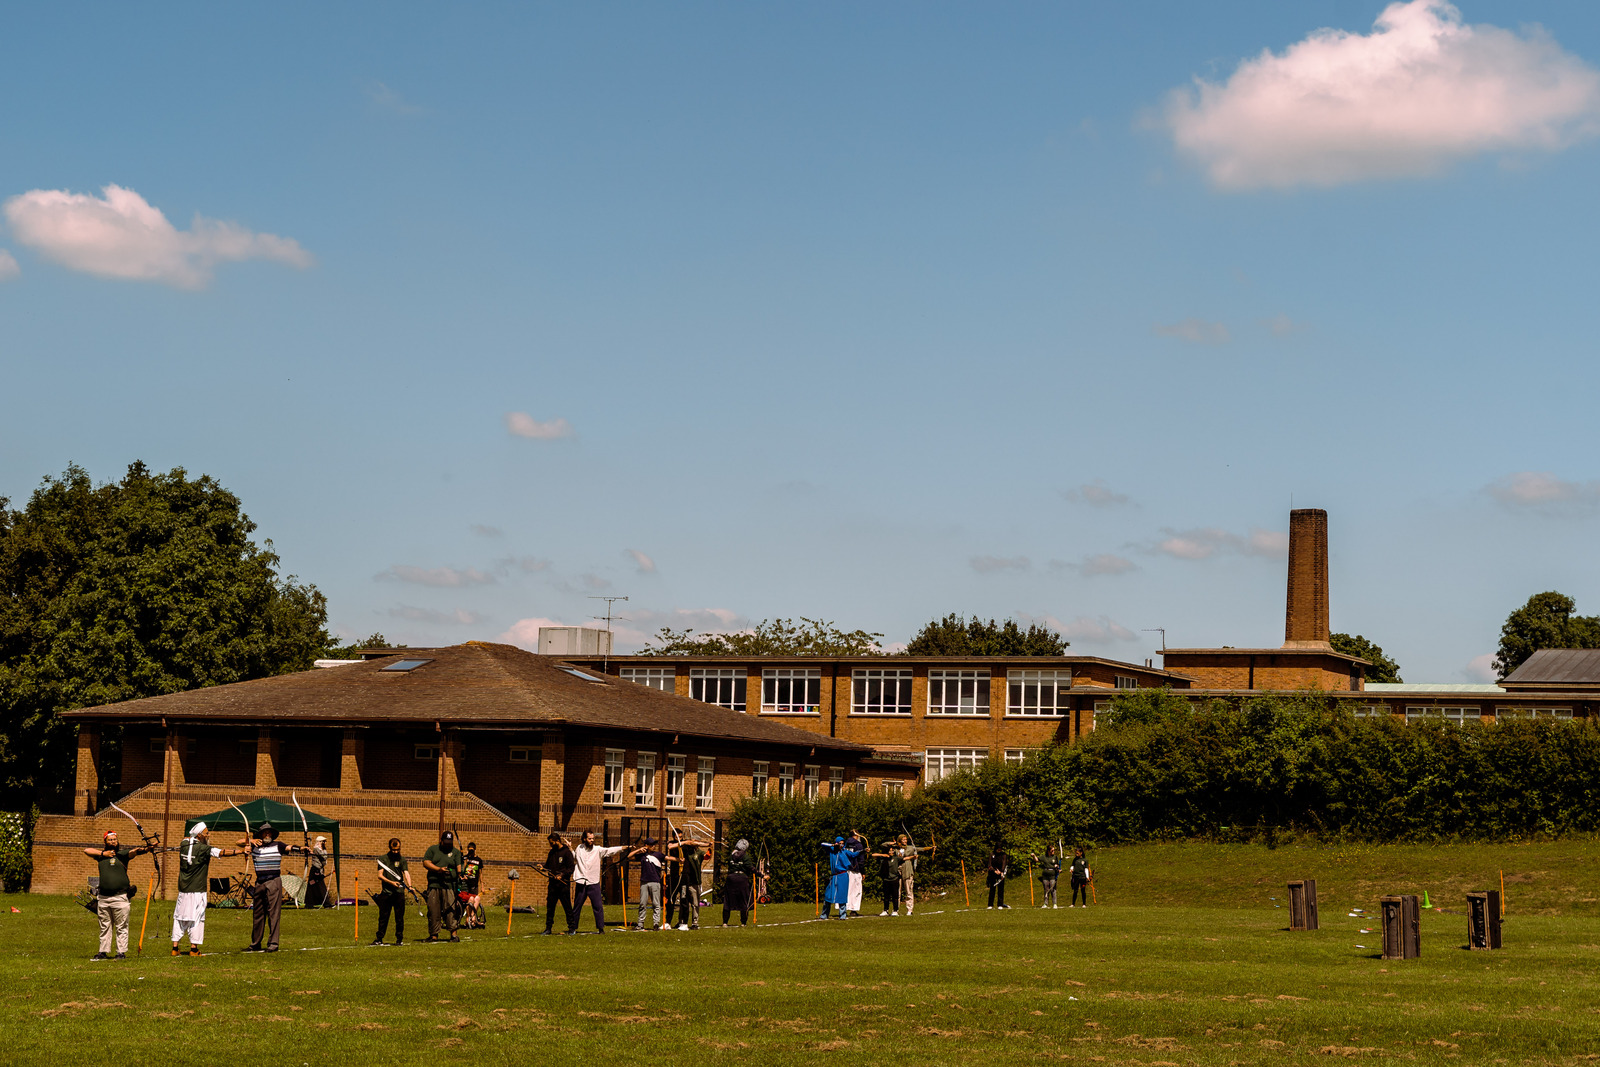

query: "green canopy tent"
left=185, top=798, right=340, bottom=906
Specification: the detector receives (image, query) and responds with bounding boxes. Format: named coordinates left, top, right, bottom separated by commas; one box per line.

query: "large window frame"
left=777, top=762, right=795, bottom=799
left=1006, top=669, right=1072, bottom=717
left=852, top=668, right=914, bottom=716
left=1405, top=706, right=1483, bottom=725
left=666, top=754, right=687, bottom=809
left=924, top=747, right=986, bottom=783
left=751, top=760, right=769, bottom=797
left=927, top=670, right=992, bottom=716
left=828, top=766, right=844, bottom=797
left=803, top=765, right=820, bottom=802
left=635, top=752, right=657, bottom=807
left=690, top=668, right=747, bottom=712
left=1495, top=706, right=1573, bottom=720
left=1114, top=674, right=1138, bottom=689
left=620, top=666, right=676, bottom=693
left=761, top=668, right=822, bottom=715
left=603, top=748, right=625, bottom=807
left=695, top=758, right=716, bottom=811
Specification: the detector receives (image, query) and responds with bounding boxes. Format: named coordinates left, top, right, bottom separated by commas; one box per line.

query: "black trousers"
left=375, top=892, right=405, bottom=942
left=722, top=874, right=750, bottom=925
left=545, top=881, right=573, bottom=931
left=988, top=877, right=1006, bottom=908
left=306, top=871, right=328, bottom=908
left=882, top=876, right=900, bottom=913
left=1072, top=878, right=1089, bottom=905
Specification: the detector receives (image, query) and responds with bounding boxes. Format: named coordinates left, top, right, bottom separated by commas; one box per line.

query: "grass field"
left=6, top=840, right=1600, bottom=1066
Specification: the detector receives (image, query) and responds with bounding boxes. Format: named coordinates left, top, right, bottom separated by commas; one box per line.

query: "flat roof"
left=1161, top=647, right=1373, bottom=667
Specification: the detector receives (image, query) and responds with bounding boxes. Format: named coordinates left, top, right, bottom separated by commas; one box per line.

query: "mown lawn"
left=5, top=840, right=1599, bottom=1066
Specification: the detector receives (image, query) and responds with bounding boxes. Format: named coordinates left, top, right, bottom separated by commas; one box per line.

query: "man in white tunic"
left=170, top=822, right=243, bottom=956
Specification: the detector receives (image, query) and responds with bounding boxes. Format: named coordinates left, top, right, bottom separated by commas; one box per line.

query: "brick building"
left=30, top=642, right=914, bottom=897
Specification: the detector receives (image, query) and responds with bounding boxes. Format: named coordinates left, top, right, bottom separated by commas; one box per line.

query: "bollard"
left=1466, top=890, right=1502, bottom=950
left=1380, top=894, right=1421, bottom=959
left=1287, top=879, right=1319, bottom=931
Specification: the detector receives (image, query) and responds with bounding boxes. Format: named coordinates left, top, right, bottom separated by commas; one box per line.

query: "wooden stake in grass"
left=960, top=860, right=970, bottom=907
left=814, top=862, right=820, bottom=918
left=353, top=872, right=359, bottom=941
left=137, top=873, right=154, bottom=954
left=1029, top=859, right=1035, bottom=907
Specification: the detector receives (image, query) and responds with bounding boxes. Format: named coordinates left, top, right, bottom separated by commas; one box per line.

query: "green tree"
left=0, top=463, right=334, bottom=808
left=325, top=633, right=396, bottom=659
left=1493, top=591, right=1600, bottom=678
left=903, top=614, right=1068, bottom=656
left=640, top=617, right=883, bottom=656
left=1330, top=632, right=1403, bottom=684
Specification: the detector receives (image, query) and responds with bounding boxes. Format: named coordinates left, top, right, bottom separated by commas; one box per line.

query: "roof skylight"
left=381, top=659, right=433, bottom=672
left=558, top=665, right=607, bottom=683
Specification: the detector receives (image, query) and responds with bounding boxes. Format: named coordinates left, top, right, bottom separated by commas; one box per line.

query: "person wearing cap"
left=628, top=837, right=667, bottom=931
left=171, top=822, right=244, bottom=956
left=458, top=841, right=485, bottom=928
left=421, top=830, right=463, bottom=942
left=81, top=829, right=155, bottom=961
left=568, top=830, right=630, bottom=934
left=818, top=836, right=852, bottom=919
left=305, top=834, right=331, bottom=908
left=239, top=822, right=307, bottom=952
left=720, top=838, right=755, bottom=928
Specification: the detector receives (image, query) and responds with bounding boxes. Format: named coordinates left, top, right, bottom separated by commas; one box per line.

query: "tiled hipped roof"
left=64, top=642, right=868, bottom=754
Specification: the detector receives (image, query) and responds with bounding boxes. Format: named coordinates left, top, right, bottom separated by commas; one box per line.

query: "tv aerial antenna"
left=1141, top=628, right=1166, bottom=652
left=589, top=595, right=629, bottom=671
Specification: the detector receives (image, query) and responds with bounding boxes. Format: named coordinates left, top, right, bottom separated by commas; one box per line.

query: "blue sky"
left=5, top=1, right=1600, bottom=681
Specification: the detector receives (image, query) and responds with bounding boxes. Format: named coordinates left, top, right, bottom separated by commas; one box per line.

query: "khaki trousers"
left=900, top=873, right=915, bottom=914
left=97, top=893, right=131, bottom=955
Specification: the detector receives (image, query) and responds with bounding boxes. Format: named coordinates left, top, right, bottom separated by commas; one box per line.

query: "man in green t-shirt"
left=421, top=830, right=462, bottom=942
left=81, top=830, right=154, bottom=960
left=372, top=838, right=415, bottom=946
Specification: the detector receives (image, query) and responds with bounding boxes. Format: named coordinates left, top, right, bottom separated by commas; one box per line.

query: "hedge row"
left=727, top=691, right=1600, bottom=903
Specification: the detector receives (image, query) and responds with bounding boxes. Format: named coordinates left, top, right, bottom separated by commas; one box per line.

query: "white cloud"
left=581, top=572, right=612, bottom=591
left=376, top=564, right=496, bottom=587
left=3, top=185, right=312, bottom=288
left=1148, top=526, right=1289, bottom=560
left=493, top=555, right=550, bottom=575
left=971, top=555, right=1031, bottom=574
left=1264, top=314, right=1308, bottom=337
left=469, top=524, right=503, bottom=538
left=627, top=549, right=657, bottom=574
left=506, top=412, right=574, bottom=439
left=1063, top=479, right=1131, bottom=507
left=1162, top=0, right=1600, bottom=190
left=1077, top=553, right=1139, bottom=577
left=497, top=617, right=571, bottom=650
left=604, top=606, right=749, bottom=652
left=387, top=605, right=484, bottom=625
left=1155, top=318, right=1230, bottom=345
left=1463, top=652, right=1498, bottom=682
left=0, top=250, right=18, bottom=281
left=1034, top=613, right=1139, bottom=645
left=1486, top=471, right=1600, bottom=514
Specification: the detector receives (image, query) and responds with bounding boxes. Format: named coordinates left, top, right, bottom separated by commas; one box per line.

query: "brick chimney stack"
left=1283, top=508, right=1332, bottom=650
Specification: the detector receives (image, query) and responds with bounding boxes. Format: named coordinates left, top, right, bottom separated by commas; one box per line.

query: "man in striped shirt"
left=239, top=823, right=307, bottom=953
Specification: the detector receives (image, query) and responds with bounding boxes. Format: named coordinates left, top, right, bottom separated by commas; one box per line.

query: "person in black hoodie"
left=541, top=833, right=576, bottom=934
left=986, top=845, right=1010, bottom=910
left=720, top=838, right=755, bottom=927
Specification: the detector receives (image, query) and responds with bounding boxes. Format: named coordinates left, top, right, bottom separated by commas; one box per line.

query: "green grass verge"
left=5, top=841, right=1599, bottom=1065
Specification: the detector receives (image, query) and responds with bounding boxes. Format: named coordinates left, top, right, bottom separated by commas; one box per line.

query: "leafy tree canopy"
left=903, top=614, right=1068, bottom=656
left=1330, top=632, right=1403, bottom=684
left=0, top=463, right=335, bottom=806
left=1493, top=591, right=1600, bottom=679
left=640, top=617, right=883, bottom=656
left=325, top=633, right=396, bottom=658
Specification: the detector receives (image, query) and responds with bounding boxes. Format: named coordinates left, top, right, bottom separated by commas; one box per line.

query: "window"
left=778, top=762, right=795, bottom=798
left=1405, top=706, right=1482, bottom=725
left=666, top=754, right=686, bottom=808
left=804, top=765, right=820, bottom=802
left=620, top=666, right=676, bottom=693
left=509, top=745, right=539, bottom=762
left=928, top=670, right=991, bottom=716
left=601, top=749, right=625, bottom=806
left=695, top=758, right=716, bottom=810
left=761, top=668, right=821, bottom=714
left=635, top=753, right=656, bottom=807
left=690, top=668, right=748, bottom=711
left=883, top=780, right=904, bottom=797
left=237, top=739, right=257, bottom=757
left=829, top=767, right=844, bottom=796
left=853, top=668, right=913, bottom=715
left=1496, top=706, right=1574, bottom=720
left=854, top=779, right=866, bottom=795
left=1007, top=669, right=1072, bottom=716
left=149, top=738, right=164, bottom=754
left=381, top=658, right=433, bottom=672
left=924, top=747, right=986, bottom=783
left=414, top=743, right=441, bottom=760
left=751, top=761, right=769, bottom=797
left=1114, top=674, right=1138, bottom=689
left=1004, top=748, right=1038, bottom=764
left=1092, top=701, right=1111, bottom=727
left=558, top=665, right=608, bottom=683
left=1351, top=706, right=1387, bottom=719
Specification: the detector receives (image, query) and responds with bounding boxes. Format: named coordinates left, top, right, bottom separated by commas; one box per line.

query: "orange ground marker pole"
left=1029, top=860, right=1035, bottom=906
left=137, top=873, right=154, bottom=954
left=960, top=860, right=970, bottom=907
left=1500, top=869, right=1506, bottom=917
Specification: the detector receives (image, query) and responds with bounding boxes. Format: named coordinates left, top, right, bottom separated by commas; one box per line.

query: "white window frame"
left=1351, top=705, right=1387, bottom=719
left=1405, top=706, right=1482, bottom=725
left=751, top=760, right=769, bottom=797
left=854, top=779, right=866, bottom=795
left=619, top=666, right=676, bottom=693
left=927, top=670, right=992, bottom=716
left=1006, top=669, right=1072, bottom=717
left=635, top=752, right=657, bottom=807
left=923, top=747, right=986, bottom=783
left=1114, top=674, right=1138, bottom=689
left=852, top=668, right=914, bottom=716
left=829, top=767, right=844, bottom=796
left=603, top=749, right=625, bottom=806
left=509, top=745, right=538, bottom=762
left=803, top=765, right=820, bottom=802
left=150, top=738, right=165, bottom=754
left=777, top=762, right=795, bottom=799
left=666, top=754, right=687, bottom=808
left=883, top=779, right=904, bottom=797
left=415, top=743, right=441, bottom=761
left=690, top=668, right=747, bottom=711
left=762, top=668, right=822, bottom=715
left=1495, top=706, right=1573, bottom=720
left=696, top=757, right=716, bottom=811
left=1092, top=700, right=1111, bottom=727
left=1003, top=748, right=1037, bottom=764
